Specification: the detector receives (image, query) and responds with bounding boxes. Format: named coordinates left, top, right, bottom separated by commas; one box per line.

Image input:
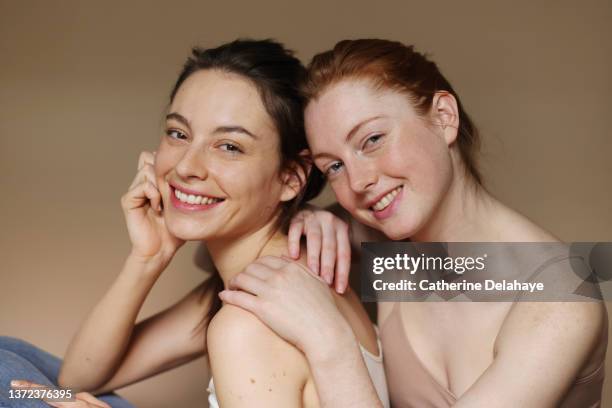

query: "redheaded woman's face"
left=305, top=79, right=454, bottom=240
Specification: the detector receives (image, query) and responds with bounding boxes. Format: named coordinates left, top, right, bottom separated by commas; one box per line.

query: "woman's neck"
left=412, top=168, right=559, bottom=243
left=206, top=221, right=289, bottom=288
left=412, top=170, right=500, bottom=242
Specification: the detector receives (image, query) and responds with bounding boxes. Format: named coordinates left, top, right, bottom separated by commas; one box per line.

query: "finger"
left=305, top=224, right=322, bottom=275
left=122, top=180, right=161, bottom=212
left=219, top=290, right=261, bottom=315
left=75, top=392, right=112, bottom=408
left=137, top=151, right=154, bottom=170
left=319, top=222, right=337, bottom=285
left=140, top=163, right=158, bottom=187
left=254, top=255, right=290, bottom=269
left=280, top=256, right=328, bottom=282
left=242, top=262, right=276, bottom=280
left=42, top=400, right=73, bottom=408
left=136, top=166, right=162, bottom=211
left=11, top=380, right=65, bottom=406
left=334, top=225, right=351, bottom=294
left=287, top=218, right=305, bottom=259
left=129, top=163, right=158, bottom=190
left=228, top=273, right=268, bottom=295
left=11, top=379, right=47, bottom=388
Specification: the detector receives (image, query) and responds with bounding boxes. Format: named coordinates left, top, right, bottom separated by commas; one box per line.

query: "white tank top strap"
left=359, top=324, right=390, bottom=408
left=207, top=377, right=220, bottom=408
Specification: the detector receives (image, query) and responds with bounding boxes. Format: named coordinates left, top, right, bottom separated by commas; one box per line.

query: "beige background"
left=1, top=0, right=610, bottom=407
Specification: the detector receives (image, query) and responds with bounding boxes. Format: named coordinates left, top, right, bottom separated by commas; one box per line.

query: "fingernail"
left=218, top=290, right=225, bottom=299
left=11, top=380, right=23, bottom=387
left=324, top=274, right=332, bottom=285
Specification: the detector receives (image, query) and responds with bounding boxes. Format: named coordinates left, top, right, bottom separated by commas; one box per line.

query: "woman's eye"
left=363, top=133, right=383, bottom=149
left=166, top=129, right=187, bottom=140
left=326, top=161, right=344, bottom=177
left=219, top=143, right=243, bottom=153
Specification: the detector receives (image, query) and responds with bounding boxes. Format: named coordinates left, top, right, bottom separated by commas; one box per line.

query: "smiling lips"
left=370, top=186, right=402, bottom=212
left=169, top=185, right=225, bottom=211
left=173, top=188, right=224, bottom=205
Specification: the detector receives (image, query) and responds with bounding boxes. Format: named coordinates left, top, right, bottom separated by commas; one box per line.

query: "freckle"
left=282, top=371, right=286, bottom=376
left=250, top=378, right=256, bottom=384
left=268, top=388, right=272, bottom=392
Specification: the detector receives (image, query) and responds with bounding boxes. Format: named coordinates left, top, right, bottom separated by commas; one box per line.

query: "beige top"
left=380, top=301, right=607, bottom=408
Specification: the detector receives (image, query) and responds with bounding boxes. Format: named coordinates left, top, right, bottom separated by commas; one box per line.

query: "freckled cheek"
left=331, top=181, right=359, bottom=212
left=386, top=138, right=444, bottom=193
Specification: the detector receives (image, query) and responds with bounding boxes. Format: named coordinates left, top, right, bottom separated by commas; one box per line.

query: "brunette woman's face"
left=154, top=70, right=296, bottom=242
left=305, top=80, right=455, bottom=240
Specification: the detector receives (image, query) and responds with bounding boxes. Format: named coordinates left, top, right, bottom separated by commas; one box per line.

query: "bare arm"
left=59, top=150, right=197, bottom=392
left=220, top=256, right=383, bottom=408
left=454, top=301, right=606, bottom=407
left=59, top=263, right=215, bottom=393
left=207, top=305, right=310, bottom=407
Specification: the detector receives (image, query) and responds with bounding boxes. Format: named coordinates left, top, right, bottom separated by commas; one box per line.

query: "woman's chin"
left=166, top=222, right=215, bottom=242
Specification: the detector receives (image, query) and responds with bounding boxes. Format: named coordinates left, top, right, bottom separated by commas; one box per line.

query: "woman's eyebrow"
left=213, top=125, right=259, bottom=140
left=166, top=112, right=258, bottom=139
left=312, top=151, right=335, bottom=160
left=345, top=115, right=384, bottom=142
left=166, top=112, right=191, bottom=129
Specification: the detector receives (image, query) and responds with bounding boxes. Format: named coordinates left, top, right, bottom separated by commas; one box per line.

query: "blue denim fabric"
left=0, top=336, right=135, bottom=408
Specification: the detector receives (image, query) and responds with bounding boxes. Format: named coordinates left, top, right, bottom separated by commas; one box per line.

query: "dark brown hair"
left=172, top=39, right=326, bottom=338
left=302, top=39, right=482, bottom=184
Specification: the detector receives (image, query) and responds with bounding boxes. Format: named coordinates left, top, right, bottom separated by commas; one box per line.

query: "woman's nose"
left=347, top=161, right=378, bottom=193
left=174, top=146, right=209, bottom=181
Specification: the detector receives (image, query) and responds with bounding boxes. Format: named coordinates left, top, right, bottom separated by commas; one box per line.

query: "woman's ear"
left=431, top=91, right=460, bottom=146
left=280, top=150, right=312, bottom=202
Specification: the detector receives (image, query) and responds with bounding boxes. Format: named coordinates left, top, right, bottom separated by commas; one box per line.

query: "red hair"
left=302, top=39, right=482, bottom=185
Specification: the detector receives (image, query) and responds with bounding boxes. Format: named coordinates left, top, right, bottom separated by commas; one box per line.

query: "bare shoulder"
left=207, top=305, right=310, bottom=406
left=207, top=304, right=309, bottom=372
left=497, top=301, right=607, bottom=368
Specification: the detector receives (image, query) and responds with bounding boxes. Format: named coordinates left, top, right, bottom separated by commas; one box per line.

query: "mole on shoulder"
left=250, top=378, right=256, bottom=384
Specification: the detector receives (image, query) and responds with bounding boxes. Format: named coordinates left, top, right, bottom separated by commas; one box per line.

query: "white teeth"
left=372, top=187, right=402, bottom=212
left=174, top=188, right=222, bottom=205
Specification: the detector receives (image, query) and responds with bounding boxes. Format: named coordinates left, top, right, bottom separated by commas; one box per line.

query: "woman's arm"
left=58, top=255, right=159, bottom=390
left=219, top=208, right=385, bottom=407
left=207, top=304, right=310, bottom=407
left=84, top=278, right=214, bottom=395
left=58, top=259, right=215, bottom=393
left=220, top=257, right=383, bottom=408
left=59, top=151, right=191, bottom=392
left=454, top=301, right=606, bottom=407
